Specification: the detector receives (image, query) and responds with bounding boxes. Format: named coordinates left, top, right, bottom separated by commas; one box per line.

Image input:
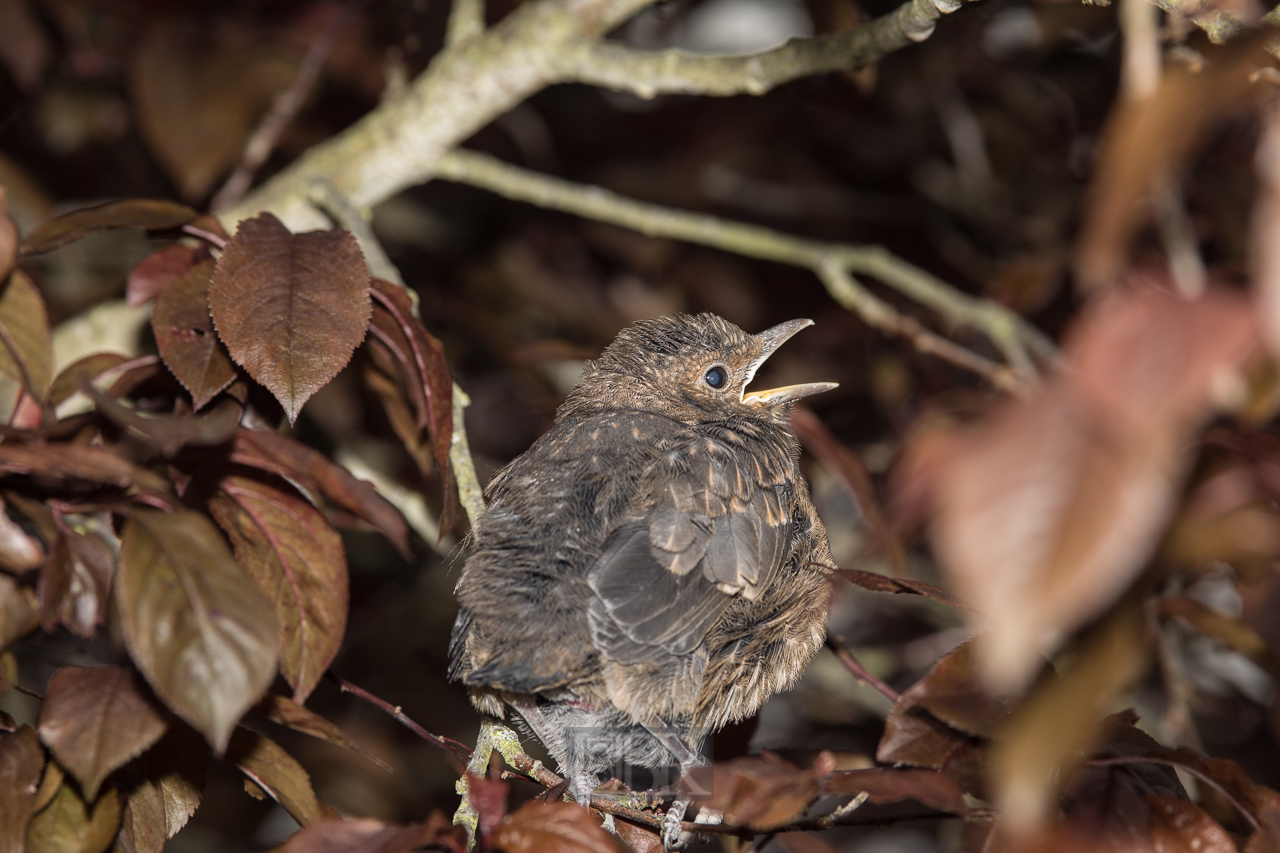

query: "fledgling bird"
left=449, top=314, right=836, bottom=846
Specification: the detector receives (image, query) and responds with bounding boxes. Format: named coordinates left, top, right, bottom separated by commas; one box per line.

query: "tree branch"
left=557, top=0, right=984, bottom=98
left=221, top=0, right=659, bottom=231
left=433, top=148, right=1052, bottom=388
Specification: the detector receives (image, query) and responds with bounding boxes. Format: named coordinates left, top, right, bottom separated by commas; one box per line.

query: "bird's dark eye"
left=703, top=365, right=728, bottom=389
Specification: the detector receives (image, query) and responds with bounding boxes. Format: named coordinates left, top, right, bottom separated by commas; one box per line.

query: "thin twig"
left=557, top=0, right=985, bottom=98
left=434, top=148, right=1050, bottom=391
left=212, top=6, right=353, bottom=212
left=827, top=634, right=901, bottom=704
left=327, top=671, right=473, bottom=762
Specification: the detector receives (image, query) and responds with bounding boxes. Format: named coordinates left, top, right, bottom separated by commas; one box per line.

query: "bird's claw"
left=661, top=808, right=686, bottom=851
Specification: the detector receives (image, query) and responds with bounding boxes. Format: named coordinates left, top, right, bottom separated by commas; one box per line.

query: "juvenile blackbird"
left=449, top=314, right=836, bottom=845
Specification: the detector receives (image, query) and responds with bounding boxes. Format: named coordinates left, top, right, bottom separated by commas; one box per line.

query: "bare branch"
left=557, top=0, right=984, bottom=98
left=433, top=148, right=1051, bottom=389
left=221, top=0, right=659, bottom=231
left=446, top=0, right=487, bottom=45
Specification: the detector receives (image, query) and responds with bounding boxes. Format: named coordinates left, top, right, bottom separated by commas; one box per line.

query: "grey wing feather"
left=587, top=441, right=793, bottom=663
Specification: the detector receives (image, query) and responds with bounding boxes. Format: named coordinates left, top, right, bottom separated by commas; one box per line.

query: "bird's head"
left=560, top=313, right=837, bottom=426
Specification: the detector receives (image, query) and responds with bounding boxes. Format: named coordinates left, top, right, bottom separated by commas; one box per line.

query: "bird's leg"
left=643, top=721, right=711, bottom=851
left=506, top=696, right=613, bottom=833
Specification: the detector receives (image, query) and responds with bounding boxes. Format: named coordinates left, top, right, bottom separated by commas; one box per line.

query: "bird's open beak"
left=742, top=319, right=838, bottom=407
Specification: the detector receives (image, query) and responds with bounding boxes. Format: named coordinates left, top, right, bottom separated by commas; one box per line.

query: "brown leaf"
left=877, top=705, right=970, bottom=769
left=207, top=473, right=347, bottom=703
left=0, top=442, right=158, bottom=490
left=252, top=694, right=391, bottom=772
left=612, top=819, right=663, bottom=853
left=151, top=259, right=236, bottom=411
left=826, top=768, right=967, bottom=815
left=491, top=801, right=620, bottom=853
left=19, top=199, right=197, bottom=257
left=991, top=607, right=1148, bottom=832
left=0, top=496, right=43, bottom=573
left=923, top=285, right=1256, bottom=691
left=1246, top=802, right=1280, bottom=853
left=117, top=509, right=278, bottom=754
left=0, top=188, right=18, bottom=282
left=0, top=573, right=38, bottom=650
left=115, top=729, right=208, bottom=853
left=1145, top=796, right=1237, bottom=853
left=897, top=643, right=1015, bottom=739
left=1077, top=33, right=1270, bottom=292
left=0, top=270, right=52, bottom=400
left=688, top=753, right=823, bottom=831
left=209, top=213, right=372, bottom=425
left=835, top=567, right=968, bottom=609
left=276, top=816, right=467, bottom=853
left=24, top=775, right=120, bottom=853
left=48, top=354, right=127, bottom=409
left=39, top=514, right=116, bottom=638
left=91, top=392, right=241, bottom=458
left=0, top=725, right=43, bottom=853
left=369, top=281, right=456, bottom=533
left=230, top=427, right=409, bottom=557
left=129, top=24, right=297, bottom=200
left=127, top=244, right=200, bottom=307
left=0, top=0, right=50, bottom=92
left=37, top=666, right=167, bottom=801
left=226, top=728, right=324, bottom=827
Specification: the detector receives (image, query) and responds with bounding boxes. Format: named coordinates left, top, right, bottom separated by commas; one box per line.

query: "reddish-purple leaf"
left=48, top=353, right=128, bottom=409
left=687, top=753, right=824, bottom=831
left=0, top=496, right=43, bottom=574
left=877, top=705, right=970, bottom=769
left=208, top=475, right=348, bottom=703
left=277, top=816, right=467, bottom=853
left=129, top=25, right=297, bottom=200
left=0, top=725, right=43, bottom=853
left=115, top=730, right=208, bottom=853
left=209, top=213, right=371, bottom=425
left=152, top=259, right=236, bottom=411
left=91, top=392, right=241, bottom=458
left=24, top=775, right=120, bottom=853
left=1145, top=796, right=1237, bottom=853
left=0, top=187, right=17, bottom=282
left=0, top=442, right=166, bottom=491
left=37, top=666, right=167, bottom=801
left=19, top=199, right=197, bottom=257
left=117, top=509, right=278, bottom=754
left=921, top=285, right=1257, bottom=691
left=252, top=694, right=390, bottom=772
left=835, top=568, right=967, bottom=610
left=226, top=728, right=324, bottom=827
left=826, top=768, right=968, bottom=815
left=39, top=515, right=115, bottom=638
left=895, top=643, right=1014, bottom=739
left=0, top=573, right=38, bottom=649
left=128, top=244, right=200, bottom=307
left=491, top=801, right=619, bottom=853
left=230, top=427, right=409, bottom=557
left=0, top=270, right=52, bottom=401
left=369, top=280, right=456, bottom=533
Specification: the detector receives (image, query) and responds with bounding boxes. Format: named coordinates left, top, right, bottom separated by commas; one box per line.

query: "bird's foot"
left=661, top=796, right=692, bottom=851
left=600, top=812, right=617, bottom=835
